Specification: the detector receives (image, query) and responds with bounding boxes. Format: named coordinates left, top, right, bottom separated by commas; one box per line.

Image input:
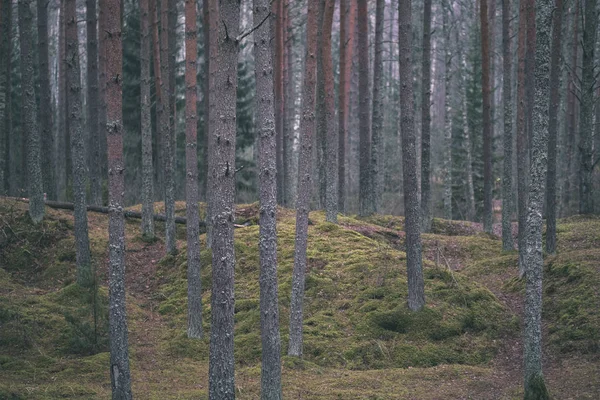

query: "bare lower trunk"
left=56, top=1, right=67, bottom=201
left=420, top=0, right=432, bottom=231
left=0, top=0, right=11, bottom=195
left=323, top=0, right=337, bottom=223
left=481, top=0, right=493, bottom=234
left=442, top=5, right=452, bottom=221
left=398, top=0, right=424, bottom=311
left=87, top=0, right=101, bottom=205
left=184, top=0, right=203, bottom=339
left=357, top=0, right=371, bottom=216
left=370, top=0, right=384, bottom=215
left=288, top=0, right=319, bottom=357
left=253, top=1, right=282, bottom=396
left=501, top=0, right=514, bottom=250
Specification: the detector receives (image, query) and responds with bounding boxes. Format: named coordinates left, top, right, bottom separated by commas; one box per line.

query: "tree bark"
left=323, top=0, right=337, bottom=223
left=288, top=0, right=318, bottom=357
left=184, top=0, right=203, bottom=340
left=87, top=0, right=101, bottom=205
left=202, top=0, right=209, bottom=202
left=420, top=0, right=432, bottom=231
left=98, top=0, right=108, bottom=191
left=462, top=51, right=476, bottom=222
left=161, top=0, right=176, bottom=255
left=398, top=0, right=424, bottom=311
left=151, top=0, right=164, bottom=199
left=273, top=0, right=285, bottom=206
left=0, top=0, right=11, bottom=195
left=253, top=0, right=283, bottom=396
left=357, top=0, right=371, bottom=216
left=282, top=0, right=292, bottom=208
left=523, top=0, right=552, bottom=397
left=140, top=0, right=155, bottom=239
left=56, top=0, right=67, bottom=201
left=208, top=0, right=238, bottom=398
left=315, top=0, right=326, bottom=209
left=104, top=0, right=133, bottom=396
left=37, top=0, right=56, bottom=201
left=544, top=0, right=563, bottom=255
left=370, top=0, right=384, bottom=215
left=442, top=3, right=452, bottom=221
left=481, top=0, right=493, bottom=234
left=501, top=0, right=514, bottom=250
left=578, top=0, right=597, bottom=214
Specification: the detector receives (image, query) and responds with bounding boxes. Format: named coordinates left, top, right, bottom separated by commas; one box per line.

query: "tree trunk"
left=0, top=0, right=11, bottom=195
left=151, top=0, right=164, bottom=200
left=208, top=0, right=238, bottom=397
left=282, top=0, right=292, bottom=208
left=523, top=0, right=552, bottom=397
left=98, top=0, right=108, bottom=192
left=315, top=0, right=326, bottom=209
left=65, top=0, right=92, bottom=286
left=501, top=0, right=514, bottom=250
left=578, top=0, right=597, bottom=214
left=202, top=0, right=209, bottom=202
left=442, top=3, right=452, bottom=221
left=338, top=0, right=355, bottom=214
left=323, top=0, right=337, bottom=223
left=87, top=0, right=101, bottom=205
left=253, top=0, right=282, bottom=396
left=544, top=0, right=563, bottom=254
left=205, top=0, right=216, bottom=249
left=56, top=1, right=67, bottom=201
left=37, top=0, right=56, bottom=201
left=104, top=0, right=133, bottom=396
left=184, top=0, right=203, bottom=339
left=357, top=0, right=371, bottom=216
left=161, top=0, right=176, bottom=255
left=273, top=0, right=285, bottom=206
left=288, top=0, right=318, bottom=357
left=420, top=0, right=432, bottom=231
left=398, top=0, right=424, bottom=311
left=462, top=51, right=476, bottom=222
left=370, top=0, right=384, bottom=215
left=18, top=0, right=44, bottom=224
left=481, top=0, right=493, bottom=234
left=140, top=0, right=155, bottom=239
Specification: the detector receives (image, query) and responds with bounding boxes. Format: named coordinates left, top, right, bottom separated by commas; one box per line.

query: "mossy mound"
left=155, top=208, right=513, bottom=369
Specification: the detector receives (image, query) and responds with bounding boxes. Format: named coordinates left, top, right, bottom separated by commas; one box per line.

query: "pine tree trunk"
left=202, top=0, right=209, bottom=202
left=273, top=0, right=285, bottom=206
left=208, top=0, right=238, bottom=397
left=56, top=1, right=68, bottom=201
left=184, top=0, right=203, bottom=339
left=442, top=4, right=452, bottom=221
left=205, top=0, right=216, bottom=249
left=37, top=0, right=56, bottom=201
left=104, top=0, right=133, bottom=396
left=420, top=0, right=432, bottom=231
left=86, top=0, right=101, bottom=205
left=253, top=0, right=282, bottom=396
left=161, top=0, right=176, bottom=255
left=462, top=48, right=476, bottom=222
left=544, top=0, right=563, bottom=255
left=65, top=0, right=92, bottom=286
left=140, top=0, right=155, bottom=239
left=370, top=0, right=384, bottom=215
left=98, top=0, right=108, bottom=191
left=523, top=0, right=552, bottom=397
left=398, top=0, right=424, bottom=311
left=282, top=0, right=291, bottom=208
left=315, top=0, right=326, bottom=209
left=18, top=0, right=44, bottom=223
left=338, top=0, right=355, bottom=214
left=0, top=0, right=11, bottom=195
left=501, top=0, right=514, bottom=250
left=288, top=0, right=318, bottom=357
left=481, top=0, right=493, bottom=234
left=357, top=0, right=371, bottom=216
left=578, top=0, right=597, bottom=214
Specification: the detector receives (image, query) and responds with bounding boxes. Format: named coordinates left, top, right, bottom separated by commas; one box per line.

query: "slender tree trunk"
left=65, top=0, right=92, bottom=286
left=56, top=1, right=67, bottom=201
left=105, top=0, right=133, bottom=396
left=544, top=0, right=563, bottom=254
left=338, top=0, right=355, bottom=214
left=140, top=0, right=155, bottom=239
left=420, top=0, right=432, bottom=231
left=208, top=0, right=238, bottom=397
left=98, top=0, right=108, bottom=192
left=322, top=0, right=337, bottom=222
left=523, top=0, right=552, bottom=397
left=399, top=0, right=424, bottom=311
left=369, top=0, right=384, bottom=214
left=481, top=0, right=493, bottom=234
left=202, top=0, right=209, bottom=201
left=273, top=0, right=285, bottom=205
left=578, top=0, right=598, bottom=214
left=18, top=0, right=44, bottom=223
left=501, top=0, right=513, bottom=250
left=253, top=0, right=282, bottom=396
left=0, top=0, right=11, bottom=195
left=161, top=0, right=176, bottom=255
left=205, top=0, right=215, bottom=249
left=288, top=0, right=318, bottom=357
left=357, top=0, right=371, bottom=216
left=462, top=51, right=476, bottom=222
left=442, top=3, right=452, bottom=220
left=87, top=0, right=101, bottom=205
left=282, top=0, right=291, bottom=208
left=151, top=0, right=164, bottom=200
left=184, top=0, right=203, bottom=339
left=37, top=0, right=56, bottom=201
left=315, top=0, right=326, bottom=209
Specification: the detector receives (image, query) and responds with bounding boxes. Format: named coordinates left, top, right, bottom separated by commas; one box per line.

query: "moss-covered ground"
left=0, top=198, right=598, bottom=398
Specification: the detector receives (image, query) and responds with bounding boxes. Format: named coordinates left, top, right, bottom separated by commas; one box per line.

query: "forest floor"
left=0, top=198, right=598, bottom=399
